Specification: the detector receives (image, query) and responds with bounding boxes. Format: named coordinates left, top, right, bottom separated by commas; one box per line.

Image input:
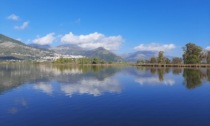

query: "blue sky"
left=0, top=0, right=210, bottom=56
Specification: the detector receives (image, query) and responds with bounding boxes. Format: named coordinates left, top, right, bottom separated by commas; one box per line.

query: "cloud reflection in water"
left=61, top=78, right=121, bottom=96
left=34, top=82, right=53, bottom=95
left=135, top=76, right=175, bottom=86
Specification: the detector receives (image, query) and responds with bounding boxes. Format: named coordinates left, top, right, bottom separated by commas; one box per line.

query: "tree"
left=164, top=58, right=171, bottom=64
left=137, top=59, right=145, bottom=64
left=207, top=51, right=210, bottom=64
left=150, top=57, right=157, bottom=63
left=172, top=57, right=182, bottom=64
left=158, top=51, right=164, bottom=64
left=183, top=43, right=202, bottom=64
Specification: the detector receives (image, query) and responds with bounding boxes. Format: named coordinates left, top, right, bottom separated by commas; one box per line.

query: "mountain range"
left=50, top=45, right=123, bottom=62
left=123, top=51, right=157, bottom=62
left=0, top=34, right=54, bottom=60
left=0, top=34, right=167, bottom=62
left=0, top=34, right=123, bottom=62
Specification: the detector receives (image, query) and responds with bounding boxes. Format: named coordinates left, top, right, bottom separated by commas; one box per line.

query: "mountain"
left=85, top=47, right=123, bottom=62
left=0, top=34, right=54, bottom=60
left=123, top=51, right=157, bottom=62
left=50, top=44, right=86, bottom=55
left=51, top=45, right=123, bottom=62
left=28, top=43, right=51, bottom=50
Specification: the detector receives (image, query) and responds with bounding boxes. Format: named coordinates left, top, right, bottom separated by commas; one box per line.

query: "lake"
left=0, top=64, right=210, bottom=126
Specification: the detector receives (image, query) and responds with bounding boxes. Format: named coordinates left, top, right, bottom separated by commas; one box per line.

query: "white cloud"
left=61, top=32, right=123, bottom=50
left=16, top=38, right=22, bottom=41
left=14, top=21, right=29, bottom=30
left=206, top=46, right=210, bottom=50
left=32, top=33, right=55, bottom=45
left=134, top=43, right=176, bottom=52
left=7, top=14, right=19, bottom=21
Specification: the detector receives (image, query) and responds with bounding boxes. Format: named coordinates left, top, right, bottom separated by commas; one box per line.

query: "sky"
left=0, top=0, right=210, bottom=56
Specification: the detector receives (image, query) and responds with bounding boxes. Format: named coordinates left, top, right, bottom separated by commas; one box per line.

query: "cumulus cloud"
left=33, top=33, right=55, bottom=45
left=61, top=32, right=123, bottom=50
left=7, top=14, right=19, bottom=21
left=206, top=46, right=210, bottom=50
left=14, top=21, right=29, bottom=30
left=134, top=43, right=176, bottom=52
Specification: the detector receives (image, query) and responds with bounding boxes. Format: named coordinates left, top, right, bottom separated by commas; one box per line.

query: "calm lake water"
left=0, top=64, right=210, bottom=126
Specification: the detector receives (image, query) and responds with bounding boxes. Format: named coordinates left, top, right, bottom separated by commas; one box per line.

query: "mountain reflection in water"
left=1, top=64, right=210, bottom=126
left=0, top=64, right=210, bottom=96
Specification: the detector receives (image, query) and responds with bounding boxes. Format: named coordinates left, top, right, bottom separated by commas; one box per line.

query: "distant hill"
left=51, top=45, right=123, bottom=62
left=28, top=43, right=51, bottom=50
left=0, top=34, right=54, bottom=60
left=123, top=51, right=157, bottom=62
left=50, top=44, right=86, bottom=56
left=123, top=51, right=175, bottom=62
left=85, top=47, right=123, bottom=62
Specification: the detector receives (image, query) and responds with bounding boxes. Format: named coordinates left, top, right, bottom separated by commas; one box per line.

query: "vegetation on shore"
left=53, top=57, right=128, bottom=65
left=136, top=42, right=210, bottom=66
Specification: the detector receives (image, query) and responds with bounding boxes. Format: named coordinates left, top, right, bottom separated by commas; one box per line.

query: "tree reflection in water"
left=183, top=69, right=203, bottom=89
left=207, top=69, right=210, bottom=82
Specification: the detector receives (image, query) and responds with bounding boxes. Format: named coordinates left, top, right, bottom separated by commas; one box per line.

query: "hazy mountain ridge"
left=123, top=51, right=157, bottom=62
left=0, top=34, right=54, bottom=60
left=28, top=43, right=51, bottom=50
left=51, top=45, right=123, bottom=62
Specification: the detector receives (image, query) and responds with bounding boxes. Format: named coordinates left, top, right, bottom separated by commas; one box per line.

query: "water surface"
left=0, top=64, right=210, bottom=126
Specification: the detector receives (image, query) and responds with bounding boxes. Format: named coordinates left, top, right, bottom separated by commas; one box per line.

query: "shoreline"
left=135, top=63, right=210, bottom=68
left=0, top=61, right=210, bottom=68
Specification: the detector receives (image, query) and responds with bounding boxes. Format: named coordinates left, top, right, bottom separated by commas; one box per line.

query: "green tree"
left=172, top=57, right=182, bottom=64
left=158, top=51, right=164, bottom=64
left=150, top=57, right=157, bottom=63
left=137, top=59, right=145, bottom=64
left=183, top=43, right=202, bottom=64
left=207, top=51, right=210, bottom=64
left=92, top=58, right=100, bottom=64
left=164, top=58, right=171, bottom=64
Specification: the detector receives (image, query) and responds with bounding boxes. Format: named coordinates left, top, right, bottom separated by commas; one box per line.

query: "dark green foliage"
left=183, top=43, right=202, bottom=64
left=158, top=51, right=164, bottom=64
left=136, top=59, right=145, bottom=64
left=54, top=57, right=107, bottom=65
left=172, top=57, right=182, bottom=64
left=164, top=58, right=171, bottom=64
left=150, top=57, right=157, bottom=63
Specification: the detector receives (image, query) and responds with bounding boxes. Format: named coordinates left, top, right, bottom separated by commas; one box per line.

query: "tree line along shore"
left=136, top=43, right=210, bottom=67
